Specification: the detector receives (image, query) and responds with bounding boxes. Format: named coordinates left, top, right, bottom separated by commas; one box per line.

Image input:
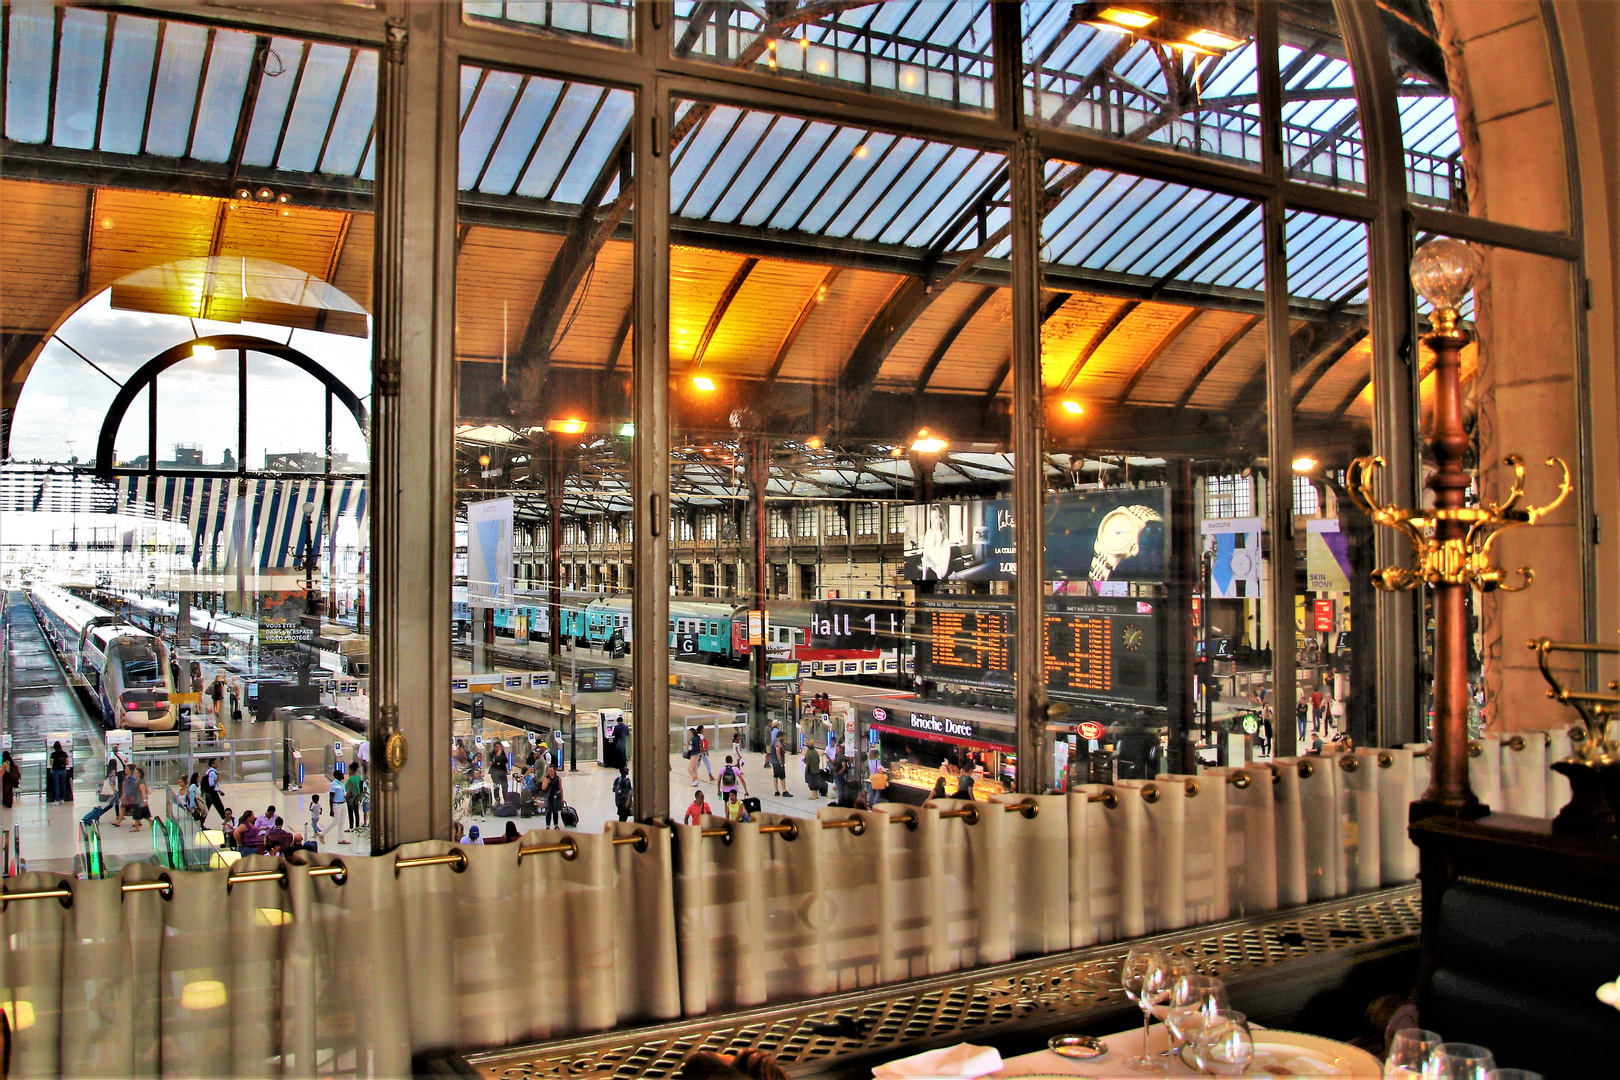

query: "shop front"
left=860, top=703, right=1016, bottom=804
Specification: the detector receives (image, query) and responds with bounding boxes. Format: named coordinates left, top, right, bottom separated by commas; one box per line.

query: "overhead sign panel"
left=902, top=489, right=1169, bottom=583
left=466, top=498, right=514, bottom=610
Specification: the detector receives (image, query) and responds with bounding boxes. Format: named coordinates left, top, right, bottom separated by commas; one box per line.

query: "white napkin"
left=872, top=1043, right=1003, bottom=1079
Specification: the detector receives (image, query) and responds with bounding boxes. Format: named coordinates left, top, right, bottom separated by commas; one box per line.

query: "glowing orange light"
left=691, top=375, right=717, bottom=392
left=1061, top=400, right=1084, bottom=415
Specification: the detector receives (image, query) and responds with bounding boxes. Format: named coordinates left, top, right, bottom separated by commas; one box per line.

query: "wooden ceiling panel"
left=1298, top=336, right=1373, bottom=416
left=1129, top=308, right=1250, bottom=405
left=703, top=258, right=829, bottom=375
left=775, top=268, right=905, bottom=383
left=671, top=245, right=752, bottom=368
left=550, top=239, right=634, bottom=370
left=875, top=281, right=993, bottom=390
left=0, top=180, right=90, bottom=335
left=86, top=191, right=220, bottom=295
left=1040, top=292, right=1133, bottom=389
left=931, top=287, right=1013, bottom=392
left=327, top=211, right=375, bottom=314
left=1067, top=301, right=1195, bottom=401
left=455, top=226, right=564, bottom=362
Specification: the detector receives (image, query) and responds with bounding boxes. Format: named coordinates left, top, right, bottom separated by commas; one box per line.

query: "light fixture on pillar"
left=1291, top=456, right=1318, bottom=474
left=545, top=417, right=587, bottom=435
left=1347, top=238, right=1569, bottom=820
left=691, top=374, right=717, bottom=393
left=910, top=429, right=947, bottom=454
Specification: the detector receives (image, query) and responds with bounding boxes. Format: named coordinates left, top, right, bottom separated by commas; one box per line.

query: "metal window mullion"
left=267, top=39, right=312, bottom=168
left=539, top=83, right=611, bottom=202
left=45, top=5, right=64, bottom=146
left=138, top=19, right=169, bottom=154
left=184, top=28, right=219, bottom=159
left=313, top=45, right=361, bottom=173
left=1339, top=0, right=1419, bottom=748
left=370, top=5, right=458, bottom=849
left=1255, top=0, right=1298, bottom=757
left=471, top=73, right=532, bottom=192
left=630, top=2, right=672, bottom=823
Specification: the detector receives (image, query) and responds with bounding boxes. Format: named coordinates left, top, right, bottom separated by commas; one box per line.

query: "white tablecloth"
left=989, top=1021, right=1381, bottom=1078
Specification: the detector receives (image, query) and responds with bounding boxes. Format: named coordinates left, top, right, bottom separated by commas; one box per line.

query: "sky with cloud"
left=10, top=290, right=370, bottom=467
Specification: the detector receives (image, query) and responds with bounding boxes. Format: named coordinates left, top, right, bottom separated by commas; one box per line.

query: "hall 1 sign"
left=1313, top=599, right=1334, bottom=632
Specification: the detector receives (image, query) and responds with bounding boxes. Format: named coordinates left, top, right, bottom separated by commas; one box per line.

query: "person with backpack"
left=685, top=725, right=715, bottom=783
left=803, top=742, right=823, bottom=800
left=717, top=755, right=747, bottom=805
left=200, top=760, right=226, bottom=825
left=612, top=765, right=634, bottom=822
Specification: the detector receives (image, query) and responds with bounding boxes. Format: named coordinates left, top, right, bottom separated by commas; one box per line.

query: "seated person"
left=263, top=816, right=296, bottom=856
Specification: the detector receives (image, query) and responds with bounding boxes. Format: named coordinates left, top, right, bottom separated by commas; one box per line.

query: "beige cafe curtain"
left=0, top=730, right=1574, bottom=1076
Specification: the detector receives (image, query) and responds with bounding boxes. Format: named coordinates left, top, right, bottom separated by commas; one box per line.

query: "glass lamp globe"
left=1410, top=239, right=1480, bottom=331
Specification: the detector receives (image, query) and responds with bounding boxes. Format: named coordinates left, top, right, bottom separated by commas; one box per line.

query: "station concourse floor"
left=2, top=589, right=368, bottom=874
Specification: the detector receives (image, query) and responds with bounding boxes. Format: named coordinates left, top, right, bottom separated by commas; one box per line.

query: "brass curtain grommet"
left=1182, top=779, right=1200, bottom=797
left=1088, top=789, right=1119, bottom=809
left=1227, top=772, right=1251, bottom=790
left=1338, top=755, right=1359, bottom=773
left=1141, top=783, right=1160, bottom=804
left=1377, top=752, right=1394, bottom=768
left=1297, top=761, right=1314, bottom=779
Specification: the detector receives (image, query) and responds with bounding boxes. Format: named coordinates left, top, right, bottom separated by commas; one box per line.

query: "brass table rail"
left=453, top=884, right=1422, bottom=1079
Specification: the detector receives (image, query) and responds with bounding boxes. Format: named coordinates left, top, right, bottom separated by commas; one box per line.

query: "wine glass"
left=1385, top=1028, right=1444, bottom=1079
left=1424, top=1043, right=1496, bottom=1080
left=1119, top=945, right=1171, bottom=1074
left=1164, top=975, right=1228, bottom=1060
left=1192, top=1009, right=1255, bottom=1077
left=1148, top=952, right=1200, bottom=1020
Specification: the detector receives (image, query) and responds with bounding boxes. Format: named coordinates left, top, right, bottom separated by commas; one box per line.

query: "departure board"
left=1044, top=596, right=1162, bottom=709
left=913, top=596, right=1163, bottom=709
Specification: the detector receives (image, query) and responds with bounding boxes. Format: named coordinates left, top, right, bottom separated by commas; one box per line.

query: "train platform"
left=2, top=589, right=369, bottom=873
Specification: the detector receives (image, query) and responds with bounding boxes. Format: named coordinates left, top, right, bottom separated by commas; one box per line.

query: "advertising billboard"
left=1200, top=517, right=1264, bottom=598
left=466, top=497, right=514, bottom=609
left=902, top=488, right=1169, bottom=583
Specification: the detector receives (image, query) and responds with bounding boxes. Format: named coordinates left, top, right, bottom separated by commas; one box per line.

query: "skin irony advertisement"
left=903, top=488, right=1169, bottom=583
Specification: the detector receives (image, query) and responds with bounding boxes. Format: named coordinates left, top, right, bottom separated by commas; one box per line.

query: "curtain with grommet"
left=1270, top=762, right=1310, bottom=906
left=1204, top=765, right=1277, bottom=918
left=987, top=794, right=1069, bottom=957
left=1163, top=774, right=1227, bottom=928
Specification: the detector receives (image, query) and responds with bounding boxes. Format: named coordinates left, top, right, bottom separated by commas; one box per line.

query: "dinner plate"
left=1238, top=1029, right=1382, bottom=1077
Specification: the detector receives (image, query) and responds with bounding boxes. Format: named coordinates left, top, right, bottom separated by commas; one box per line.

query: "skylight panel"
left=769, top=125, right=865, bottom=232
left=678, top=108, right=773, bottom=220
left=189, top=30, right=256, bottom=163
left=551, top=87, right=632, bottom=204
left=320, top=49, right=377, bottom=177
left=51, top=10, right=108, bottom=151
left=277, top=42, right=352, bottom=173
left=144, top=22, right=208, bottom=158
left=5, top=5, right=57, bottom=144
left=670, top=105, right=740, bottom=213
left=795, top=130, right=897, bottom=236
left=904, top=147, right=999, bottom=249
left=514, top=82, right=605, bottom=200
left=859, top=139, right=951, bottom=244
left=98, top=16, right=159, bottom=155
left=734, top=117, right=821, bottom=227
left=459, top=68, right=525, bottom=189
left=240, top=38, right=304, bottom=167
left=707, top=115, right=792, bottom=223
left=477, top=77, right=564, bottom=195
left=834, top=137, right=930, bottom=240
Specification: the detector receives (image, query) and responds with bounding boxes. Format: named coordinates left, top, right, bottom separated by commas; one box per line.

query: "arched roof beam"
left=689, top=257, right=758, bottom=369
left=1115, top=308, right=1204, bottom=405
left=94, top=334, right=367, bottom=478
left=765, top=268, right=841, bottom=383
left=1171, top=314, right=1263, bottom=416
left=984, top=291, right=1070, bottom=399
left=915, top=285, right=996, bottom=397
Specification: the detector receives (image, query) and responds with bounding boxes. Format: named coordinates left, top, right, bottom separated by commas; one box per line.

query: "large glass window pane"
left=2, top=14, right=375, bottom=892
left=1041, top=162, right=1272, bottom=787
left=672, top=1, right=994, bottom=114
left=1408, top=238, right=1582, bottom=738
left=1285, top=212, right=1373, bottom=750
left=669, top=98, right=1014, bottom=841
left=465, top=1, right=635, bottom=49
left=1380, top=4, right=1567, bottom=230
left=454, top=67, right=635, bottom=839
left=1024, top=2, right=1260, bottom=168
left=1278, top=2, right=1365, bottom=192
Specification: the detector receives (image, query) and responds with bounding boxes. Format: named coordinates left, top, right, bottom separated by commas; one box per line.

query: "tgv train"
left=97, top=589, right=256, bottom=659
left=28, top=583, right=178, bottom=730
left=488, top=590, right=900, bottom=678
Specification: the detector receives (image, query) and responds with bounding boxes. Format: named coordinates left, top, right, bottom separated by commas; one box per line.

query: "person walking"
left=1296, top=700, right=1308, bottom=742
left=226, top=676, right=241, bottom=722
left=207, top=674, right=226, bottom=727
left=1309, top=687, right=1324, bottom=734
left=730, top=728, right=745, bottom=768
left=327, top=772, right=346, bottom=842
left=612, top=766, right=634, bottom=822
left=118, top=767, right=151, bottom=829
left=717, top=755, right=747, bottom=805
left=540, top=764, right=564, bottom=828
left=201, top=760, right=226, bottom=825
left=831, top=751, right=851, bottom=807
left=343, top=768, right=363, bottom=833
left=610, top=716, right=629, bottom=771
left=683, top=788, right=711, bottom=825
left=307, top=793, right=330, bottom=847
left=357, top=764, right=370, bottom=829
left=696, top=726, right=714, bottom=781
left=1, top=751, right=20, bottom=810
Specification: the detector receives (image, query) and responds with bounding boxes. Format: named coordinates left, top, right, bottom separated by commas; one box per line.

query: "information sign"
left=1313, top=599, right=1334, bottom=632
left=767, top=660, right=801, bottom=682
left=747, top=610, right=765, bottom=645
left=1077, top=720, right=1106, bottom=741
left=808, top=599, right=904, bottom=650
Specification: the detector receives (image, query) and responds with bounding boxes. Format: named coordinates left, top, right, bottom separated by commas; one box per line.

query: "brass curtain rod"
left=1, top=862, right=348, bottom=907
